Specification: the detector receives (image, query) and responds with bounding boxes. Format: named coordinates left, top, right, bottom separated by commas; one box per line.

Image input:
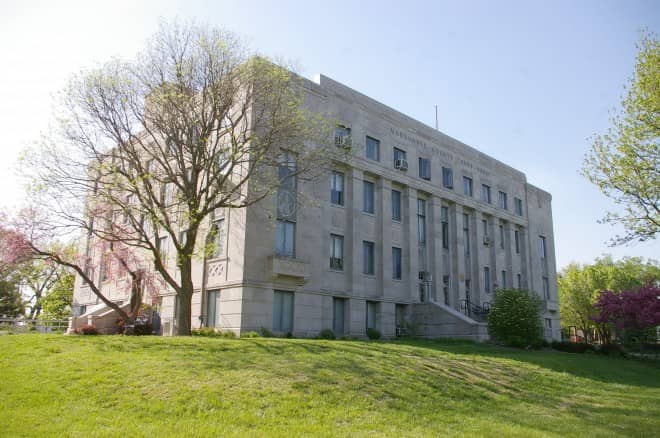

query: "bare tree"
left=20, top=21, right=341, bottom=335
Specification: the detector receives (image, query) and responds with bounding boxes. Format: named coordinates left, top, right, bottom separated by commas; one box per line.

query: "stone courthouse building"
left=72, top=74, right=560, bottom=340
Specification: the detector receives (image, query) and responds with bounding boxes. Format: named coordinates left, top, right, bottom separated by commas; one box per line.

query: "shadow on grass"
left=388, top=338, right=660, bottom=388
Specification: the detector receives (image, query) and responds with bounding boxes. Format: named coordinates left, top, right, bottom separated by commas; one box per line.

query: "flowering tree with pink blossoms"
left=592, top=284, right=660, bottom=344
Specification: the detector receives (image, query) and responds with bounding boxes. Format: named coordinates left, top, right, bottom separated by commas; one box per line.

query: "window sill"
left=362, top=273, right=377, bottom=278
left=329, top=269, right=344, bottom=273
left=331, top=203, right=346, bottom=209
left=362, top=212, right=376, bottom=218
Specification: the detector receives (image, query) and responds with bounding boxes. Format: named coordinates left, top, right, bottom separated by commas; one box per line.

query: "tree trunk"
left=176, top=260, right=194, bottom=336
left=177, top=292, right=192, bottom=335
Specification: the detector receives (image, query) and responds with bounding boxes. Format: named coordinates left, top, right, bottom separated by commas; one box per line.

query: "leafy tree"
left=582, top=32, right=660, bottom=245
left=558, top=256, right=660, bottom=342
left=487, top=289, right=543, bottom=347
left=0, top=277, right=23, bottom=318
left=0, top=221, right=30, bottom=317
left=39, top=271, right=74, bottom=321
left=17, top=22, right=341, bottom=335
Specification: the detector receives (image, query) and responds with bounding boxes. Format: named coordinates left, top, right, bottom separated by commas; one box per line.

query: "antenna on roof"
left=435, top=105, right=438, bottom=130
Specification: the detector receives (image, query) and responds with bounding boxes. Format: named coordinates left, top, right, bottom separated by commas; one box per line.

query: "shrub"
left=487, top=288, right=543, bottom=348
left=551, top=341, right=593, bottom=353
left=317, top=329, right=336, bottom=340
left=192, top=327, right=237, bottom=338
left=259, top=327, right=273, bottom=338
left=192, top=327, right=221, bottom=337
left=79, top=324, right=98, bottom=335
left=366, top=328, right=381, bottom=340
left=241, top=331, right=261, bottom=338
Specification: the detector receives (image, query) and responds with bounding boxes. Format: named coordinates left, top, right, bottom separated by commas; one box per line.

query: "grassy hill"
left=1, top=335, right=658, bottom=437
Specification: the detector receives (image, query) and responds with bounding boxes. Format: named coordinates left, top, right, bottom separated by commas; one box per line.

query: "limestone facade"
left=72, top=74, right=561, bottom=340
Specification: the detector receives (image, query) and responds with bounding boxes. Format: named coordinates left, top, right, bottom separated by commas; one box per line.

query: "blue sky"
left=1, top=0, right=658, bottom=268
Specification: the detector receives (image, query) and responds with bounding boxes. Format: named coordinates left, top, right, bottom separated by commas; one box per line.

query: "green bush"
left=317, top=329, right=336, bottom=340
left=191, top=327, right=236, bottom=338
left=79, top=324, right=98, bottom=335
left=366, top=328, right=381, bottom=340
left=241, top=331, right=261, bottom=338
left=487, top=289, right=543, bottom=348
left=192, top=327, right=220, bottom=337
left=551, top=341, right=594, bottom=353
left=259, top=327, right=273, bottom=338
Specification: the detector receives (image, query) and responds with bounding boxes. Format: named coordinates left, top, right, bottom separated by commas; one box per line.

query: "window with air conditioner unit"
left=418, top=271, right=432, bottom=281
left=393, top=148, right=408, bottom=171
left=334, top=125, right=351, bottom=148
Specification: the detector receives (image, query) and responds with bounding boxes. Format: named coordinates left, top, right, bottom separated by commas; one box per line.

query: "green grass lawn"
left=1, top=335, right=658, bottom=437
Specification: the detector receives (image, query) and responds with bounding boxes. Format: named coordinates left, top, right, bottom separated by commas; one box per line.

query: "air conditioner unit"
left=483, top=236, right=490, bottom=245
left=394, top=159, right=408, bottom=171
left=418, top=271, right=433, bottom=281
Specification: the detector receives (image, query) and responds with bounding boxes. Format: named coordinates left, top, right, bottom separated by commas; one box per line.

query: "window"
left=514, top=230, right=520, bottom=254
left=276, top=151, right=297, bottom=257
left=514, top=197, right=523, bottom=215
left=441, top=206, right=449, bottom=249
left=330, top=234, right=344, bottom=270
left=273, top=290, right=294, bottom=333
left=442, top=167, right=453, bottom=188
left=333, top=298, right=346, bottom=335
left=101, top=258, right=110, bottom=282
left=543, top=277, right=550, bottom=300
left=278, top=151, right=297, bottom=192
left=362, top=241, right=375, bottom=275
left=335, top=125, right=351, bottom=147
left=83, top=266, right=94, bottom=286
left=178, top=229, right=188, bottom=248
left=465, top=279, right=471, bottom=303
left=210, top=219, right=225, bottom=257
left=463, top=176, right=473, bottom=197
left=482, top=219, right=489, bottom=238
left=539, top=236, right=547, bottom=259
left=391, top=190, right=402, bottom=221
left=275, top=220, right=295, bottom=257
left=499, top=224, right=505, bottom=249
left=418, top=158, right=431, bottom=180
left=517, top=273, right=522, bottom=289
left=545, top=318, right=552, bottom=329
left=393, top=147, right=407, bottom=162
left=330, top=171, right=344, bottom=206
left=484, top=267, right=491, bottom=294
left=498, top=191, right=508, bottom=210
left=417, top=199, right=426, bottom=245
left=363, top=181, right=375, bottom=214
left=366, top=136, right=380, bottom=161
left=501, top=270, right=506, bottom=288
left=366, top=301, right=377, bottom=330
left=442, top=275, right=450, bottom=305
left=157, top=236, right=168, bottom=261
left=206, top=290, right=220, bottom=327
left=481, top=184, right=491, bottom=203
left=392, top=247, right=402, bottom=280
left=463, top=213, right=470, bottom=256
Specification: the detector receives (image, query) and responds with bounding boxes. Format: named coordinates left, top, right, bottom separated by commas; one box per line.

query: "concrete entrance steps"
left=411, top=301, right=489, bottom=342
